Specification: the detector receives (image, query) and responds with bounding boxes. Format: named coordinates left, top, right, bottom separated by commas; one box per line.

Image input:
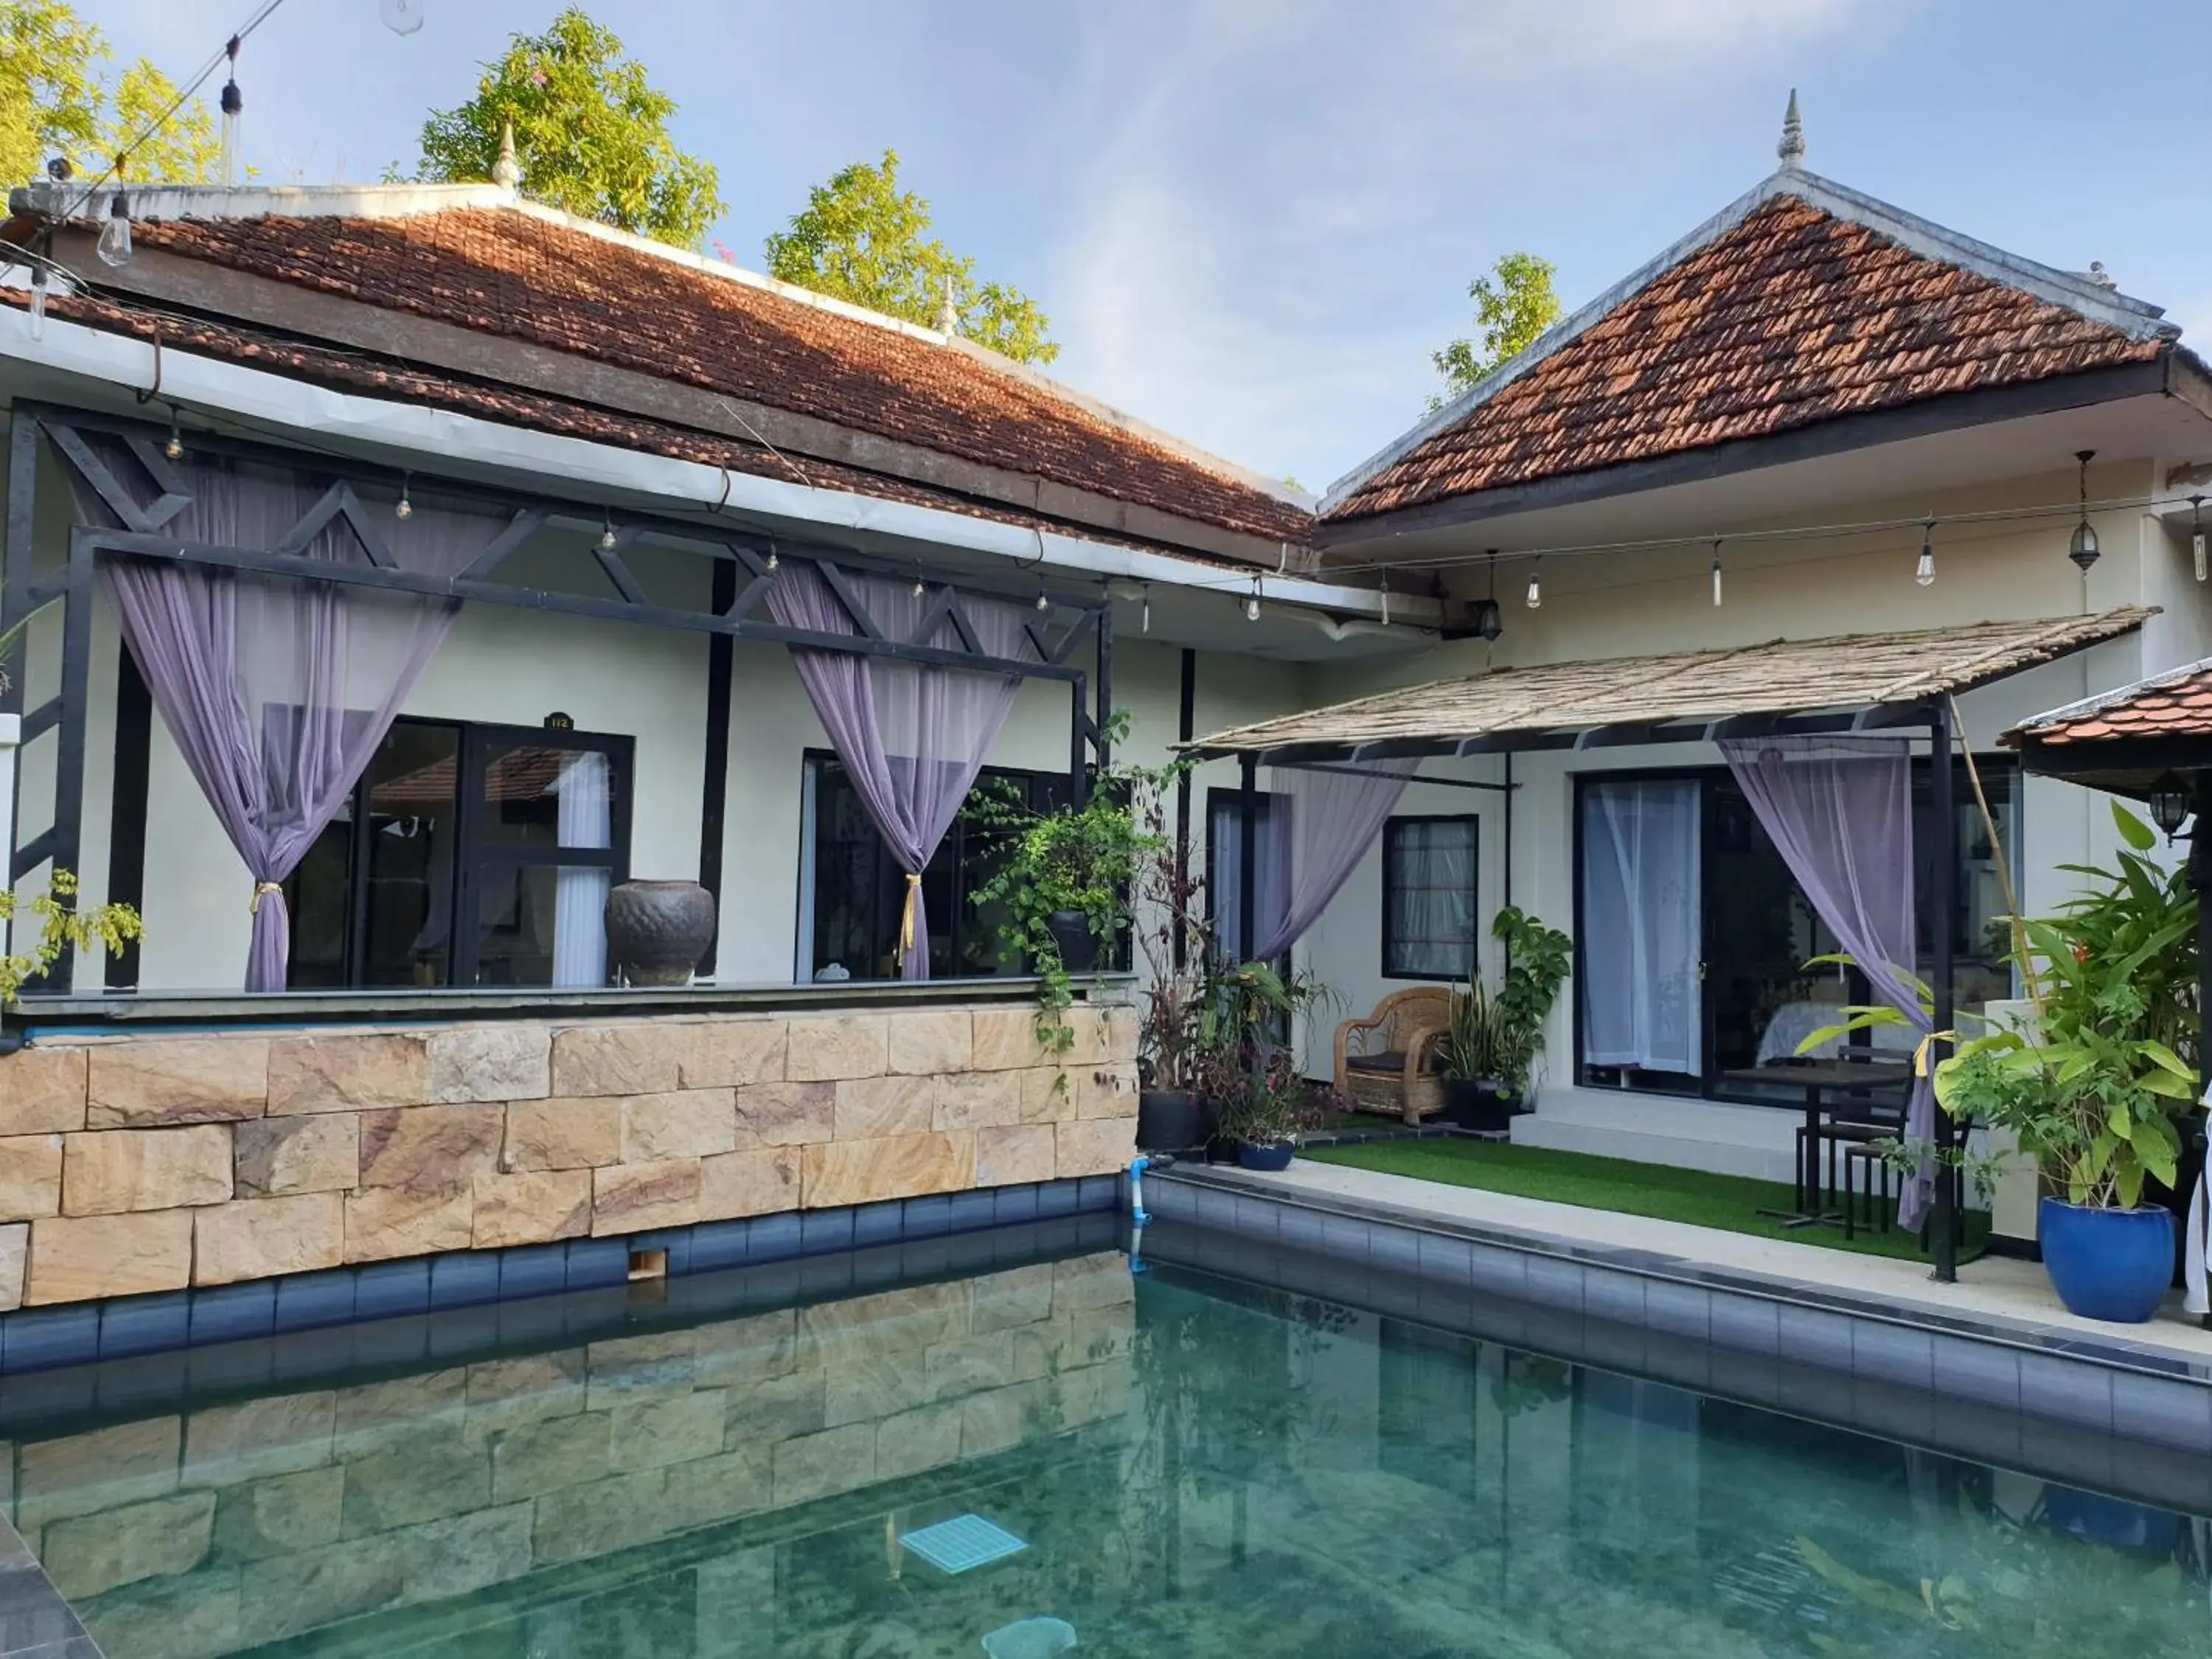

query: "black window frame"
left=286, top=716, right=635, bottom=990
left=1380, top=813, right=1481, bottom=983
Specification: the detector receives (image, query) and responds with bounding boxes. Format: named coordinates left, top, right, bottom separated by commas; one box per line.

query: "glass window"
left=285, top=719, right=627, bottom=991
left=1206, top=789, right=1287, bottom=967
left=1382, top=815, right=1480, bottom=981
left=800, top=754, right=1071, bottom=982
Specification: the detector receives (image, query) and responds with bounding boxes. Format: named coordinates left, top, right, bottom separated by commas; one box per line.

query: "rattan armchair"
left=1334, top=987, right=1453, bottom=1124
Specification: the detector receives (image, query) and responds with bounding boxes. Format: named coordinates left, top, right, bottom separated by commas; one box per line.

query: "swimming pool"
left=9, top=1239, right=2211, bottom=1658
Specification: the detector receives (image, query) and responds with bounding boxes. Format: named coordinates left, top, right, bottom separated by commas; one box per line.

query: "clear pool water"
left=13, top=1248, right=2212, bottom=1658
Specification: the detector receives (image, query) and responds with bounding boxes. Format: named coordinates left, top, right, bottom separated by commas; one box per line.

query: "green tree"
left=0, top=0, right=103, bottom=187
left=1431, top=251, right=1562, bottom=408
left=104, top=59, right=220, bottom=183
left=765, top=149, right=1058, bottom=366
left=417, top=7, right=723, bottom=248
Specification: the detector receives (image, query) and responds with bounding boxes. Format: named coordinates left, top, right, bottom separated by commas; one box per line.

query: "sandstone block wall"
left=0, top=1003, right=1138, bottom=1309
left=9, top=1254, right=1137, bottom=1658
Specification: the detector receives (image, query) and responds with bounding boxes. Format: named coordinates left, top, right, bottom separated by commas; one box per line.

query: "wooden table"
left=1720, top=1060, right=1915, bottom=1227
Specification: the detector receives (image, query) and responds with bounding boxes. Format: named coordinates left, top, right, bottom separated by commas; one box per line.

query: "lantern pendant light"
left=1470, top=549, right=1503, bottom=642
left=1916, top=520, right=1935, bottom=587
left=2067, top=450, right=2100, bottom=571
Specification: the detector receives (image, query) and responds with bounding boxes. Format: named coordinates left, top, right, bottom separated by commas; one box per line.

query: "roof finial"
left=492, top=119, right=522, bottom=192
left=1776, top=88, right=1806, bottom=170
left=935, top=275, right=959, bottom=336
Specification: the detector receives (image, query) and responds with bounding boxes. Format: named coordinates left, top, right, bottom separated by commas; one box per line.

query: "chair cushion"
left=1346, top=1051, right=1410, bottom=1074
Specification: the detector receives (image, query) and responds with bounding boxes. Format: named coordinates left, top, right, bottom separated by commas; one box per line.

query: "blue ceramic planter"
left=1238, top=1140, right=1296, bottom=1172
left=2039, top=1196, right=2174, bottom=1324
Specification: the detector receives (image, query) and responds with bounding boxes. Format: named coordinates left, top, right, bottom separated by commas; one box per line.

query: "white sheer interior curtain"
left=1580, top=779, right=1702, bottom=1074
left=552, top=751, right=612, bottom=987
left=1211, top=796, right=1290, bottom=963
left=1389, top=819, right=1478, bottom=978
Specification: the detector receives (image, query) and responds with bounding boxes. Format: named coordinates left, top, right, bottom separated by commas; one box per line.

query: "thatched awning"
left=1185, top=608, right=2152, bottom=763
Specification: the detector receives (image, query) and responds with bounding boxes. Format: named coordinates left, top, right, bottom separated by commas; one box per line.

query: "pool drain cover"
left=900, top=1514, right=1028, bottom=1574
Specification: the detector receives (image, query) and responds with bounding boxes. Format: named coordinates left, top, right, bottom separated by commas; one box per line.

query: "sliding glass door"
left=1574, top=761, right=2017, bottom=1104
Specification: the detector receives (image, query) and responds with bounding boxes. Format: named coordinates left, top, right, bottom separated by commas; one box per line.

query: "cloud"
left=1046, top=0, right=1888, bottom=487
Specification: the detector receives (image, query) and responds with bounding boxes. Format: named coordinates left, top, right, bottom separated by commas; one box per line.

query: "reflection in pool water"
left=12, top=1251, right=2212, bottom=1658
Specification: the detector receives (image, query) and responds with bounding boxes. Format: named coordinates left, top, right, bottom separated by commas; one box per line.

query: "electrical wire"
left=53, top=0, right=289, bottom=222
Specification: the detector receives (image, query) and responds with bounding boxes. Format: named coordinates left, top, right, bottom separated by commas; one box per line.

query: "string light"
left=24, top=266, right=46, bottom=341
left=1034, top=588, right=1050, bottom=613
left=163, top=409, right=183, bottom=461
left=910, top=566, right=925, bottom=598
left=1526, top=558, right=1543, bottom=610
left=95, top=182, right=132, bottom=268
left=598, top=510, right=617, bottom=551
left=2194, top=497, right=2206, bottom=584
left=1140, top=584, right=1151, bottom=634
left=1379, top=569, right=1391, bottom=627
left=765, top=546, right=779, bottom=571
left=1916, top=519, right=1934, bottom=586
left=1245, top=575, right=1262, bottom=622
left=218, top=36, right=242, bottom=187
left=1710, top=538, right=1723, bottom=607
left=395, top=473, right=413, bottom=520
left=380, top=0, right=425, bottom=34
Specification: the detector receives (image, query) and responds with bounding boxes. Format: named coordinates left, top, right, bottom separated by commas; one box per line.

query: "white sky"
left=68, top=0, right=2212, bottom=493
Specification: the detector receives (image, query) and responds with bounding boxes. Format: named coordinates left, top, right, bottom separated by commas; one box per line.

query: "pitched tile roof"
left=1326, top=188, right=2171, bottom=525
left=2008, top=658, right=2212, bottom=746
left=13, top=285, right=1243, bottom=566
left=123, top=206, right=1310, bottom=548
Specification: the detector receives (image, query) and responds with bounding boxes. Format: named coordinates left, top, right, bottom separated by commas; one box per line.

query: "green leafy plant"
left=1209, top=1047, right=1324, bottom=1148
left=1438, top=907, right=1573, bottom=1092
left=1, top=869, right=142, bottom=1007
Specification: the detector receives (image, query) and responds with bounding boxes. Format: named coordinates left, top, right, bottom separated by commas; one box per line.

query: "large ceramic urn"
left=605, top=880, right=717, bottom=987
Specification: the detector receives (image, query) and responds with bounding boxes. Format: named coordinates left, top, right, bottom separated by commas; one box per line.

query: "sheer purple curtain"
left=1251, top=761, right=1417, bottom=962
left=1719, top=734, right=1936, bottom=1228
left=768, top=565, right=1037, bottom=979
left=74, top=455, right=507, bottom=990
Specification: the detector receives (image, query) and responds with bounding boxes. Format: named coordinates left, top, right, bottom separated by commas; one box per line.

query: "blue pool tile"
left=689, top=1221, right=751, bottom=1273
left=355, top=1259, right=431, bottom=1321
left=191, top=1281, right=276, bottom=1346
left=274, top=1270, right=358, bottom=1333
left=1034, top=1180, right=1079, bottom=1220
left=992, top=1185, right=1039, bottom=1226
left=744, top=1261, right=804, bottom=1305
left=95, top=1351, right=189, bottom=1411
left=748, top=1212, right=802, bottom=1264
left=498, top=1245, right=568, bottom=1301
left=496, top=1295, right=571, bottom=1346
left=566, top=1239, right=630, bottom=1290
left=801, top=1208, right=855, bottom=1255
left=945, top=1231, right=996, bottom=1275
left=429, top=1251, right=502, bottom=1310
left=852, top=1245, right=905, bottom=1289
left=427, top=1307, right=488, bottom=1359
left=99, top=1293, right=189, bottom=1360
left=853, top=1201, right=905, bottom=1248
left=1077, top=1175, right=1120, bottom=1211
left=7, top=1306, right=100, bottom=1372
left=947, top=1191, right=996, bottom=1235
left=799, top=1255, right=855, bottom=1296
left=901, top=1237, right=954, bottom=1278
left=184, top=1338, right=274, bottom=1393
left=903, top=1194, right=952, bottom=1239
left=1031, top=1217, right=1082, bottom=1254
left=269, top=1329, right=343, bottom=1385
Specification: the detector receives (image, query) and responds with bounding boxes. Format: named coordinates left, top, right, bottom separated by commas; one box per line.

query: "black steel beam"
left=104, top=646, right=152, bottom=990
left=1175, top=647, right=1194, bottom=974
left=695, top=558, right=737, bottom=978
left=1238, top=753, right=1259, bottom=963
left=1929, top=698, right=1958, bottom=1285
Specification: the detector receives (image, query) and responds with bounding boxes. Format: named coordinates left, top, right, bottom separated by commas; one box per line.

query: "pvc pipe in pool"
left=1129, top=1157, right=1150, bottom=1225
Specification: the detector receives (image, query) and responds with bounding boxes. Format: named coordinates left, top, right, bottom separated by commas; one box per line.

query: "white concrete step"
left=1510, top=1085, right=1803, bottom=1186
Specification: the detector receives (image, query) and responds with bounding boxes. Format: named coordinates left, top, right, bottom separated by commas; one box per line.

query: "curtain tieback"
left=895, top=872, right=922, bottom=968
left=1912, top=1030, right=1959, bottom=1078
left=250, top=881, right=284, bottom=916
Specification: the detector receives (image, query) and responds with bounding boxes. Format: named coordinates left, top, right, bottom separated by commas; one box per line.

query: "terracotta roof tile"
left=11, top=288, right=1238, bottom=565
left=1328, top=195, right=2166, bottom=523
left=2027, top=670, right=2212, bottom=745
left=127, top=209, right=1309, bottom=546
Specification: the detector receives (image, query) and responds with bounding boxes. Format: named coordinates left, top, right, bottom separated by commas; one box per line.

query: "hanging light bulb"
left=1140, top=585, right=1151, bottom=634
left=1526, top=559, right=1543, bottom=610
left=164, top=411, right=183, bottom=462
left=1034, top=588, right=1050, bottom=613
left=2193, top=497, right=2206, bottom=584
left=2067, top=449, right=2100, bottom=571
left=1244, top=576, right=1262, bottom=622
left=395, top=473, right=414, bottom=520
left=910, top=568, right=925, bottom=598
left=1916, top=520, right=1935, bottom=586
left=1710, top=538, right=1724, bottom=607
left=218, top=37, right=242, bottom=187
left=380, top=0, right=426, bottom=33
left=765, top=546, right=779, bottom=571
left=95, top=187, right=133, bottom=268
left=26, top=265, right=47, bottom=341
left=598, top=510, right=617, bottom=551
left=1380, top=570, right=1391, bottom=627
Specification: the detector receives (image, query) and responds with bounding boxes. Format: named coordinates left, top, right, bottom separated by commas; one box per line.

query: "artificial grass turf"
left=1298, top=1136, right=1987, bottom=1264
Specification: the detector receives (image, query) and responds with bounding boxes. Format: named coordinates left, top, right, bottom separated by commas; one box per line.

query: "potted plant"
left=1191, top=959, right=1331, bottom=1165
left=1931, top=807, right=2197, bottom=1323
left=1435, top=907, right=1573, bottom=1130
left=1211, top=1050, right=1322, bottom=1171
left=1127, top=754, right=1214, bottom=1152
